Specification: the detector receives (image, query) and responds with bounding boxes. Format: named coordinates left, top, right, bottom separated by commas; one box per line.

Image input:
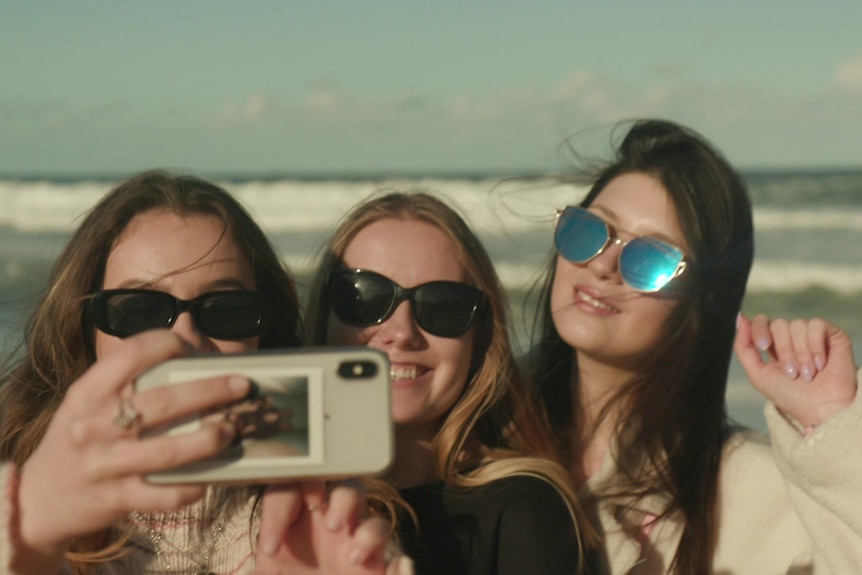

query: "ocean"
left=3, top=170, right=862, bottom=432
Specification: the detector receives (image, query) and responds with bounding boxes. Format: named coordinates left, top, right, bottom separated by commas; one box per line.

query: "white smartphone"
left=136, top=346, right=393, bottom=484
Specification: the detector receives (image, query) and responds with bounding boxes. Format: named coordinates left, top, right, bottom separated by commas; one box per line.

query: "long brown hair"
left=0, top=170, right=303, bottom=571
left=530, top=119, right=754, bottom=574
left=305, top=191, right=590, bottom=546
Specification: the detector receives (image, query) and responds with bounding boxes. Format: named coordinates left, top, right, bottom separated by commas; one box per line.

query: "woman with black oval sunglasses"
left=0, top=170, right=408, bottom=575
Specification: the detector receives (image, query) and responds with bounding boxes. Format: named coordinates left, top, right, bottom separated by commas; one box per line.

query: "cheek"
left=215, top=337, right=259, bottom=354
left=550, top=260, right=572, bottom=308
left=94, top=330, right=123, bottom=360
left=326, top=314, right=368, bottom=346
left=439, top=335, right=475, bottom=385
left=630, top=300, right=677, bottom=344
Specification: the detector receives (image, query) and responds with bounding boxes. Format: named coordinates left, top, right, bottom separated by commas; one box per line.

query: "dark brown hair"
left=531, top=119, right=754, bottom=574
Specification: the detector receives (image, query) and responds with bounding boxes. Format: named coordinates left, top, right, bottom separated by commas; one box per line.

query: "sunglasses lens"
left=619, top=237, right=685, bottom=292
left=412, top=282, right=482, bottom=338
left=555, top=208, right=609, bottom=263
left=99, top=291, right=176, bottom=338
left=195, top=291, right=263, bottom=339
left=330, top=271, right=396, bottom=327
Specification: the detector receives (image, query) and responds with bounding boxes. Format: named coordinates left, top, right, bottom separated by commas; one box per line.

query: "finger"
left=749, top=313, right=774, bottom=353
left=806, top=317, right=830, bottom=372
left=133, top=375, right=251, bottom=430
left=346, top=516, right=391, bottom=566
left=69, top=331, right=191, bottom=404
left=325, top=479, right=366, bottom=532
left=119, top=480, right=207, bottom=515
left=734, top=313, right=766, bottom=377
left=257, top=484, right=305, bottom=557
left=766, top=318, right=798, bottom=378
left=789, top=319, right=816, bottom=382
left=302, top=481, right=329, bottom=514
left=95, top=419, right=236, bottom=477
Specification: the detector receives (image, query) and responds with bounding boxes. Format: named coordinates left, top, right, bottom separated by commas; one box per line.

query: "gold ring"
left=113, top=397, right=140, bottom=432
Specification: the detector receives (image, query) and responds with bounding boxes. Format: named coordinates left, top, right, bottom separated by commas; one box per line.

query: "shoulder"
left=472, top=474, right=577, bottom=536
left=720, top=427, right=783, bottom=493
left=712, top=429, right=811, bottom=568
left=458, top=474, right=572, bottom=511
left=406, top=474, right=568, bottom=510
left=717, top=428, right=802, bottom=535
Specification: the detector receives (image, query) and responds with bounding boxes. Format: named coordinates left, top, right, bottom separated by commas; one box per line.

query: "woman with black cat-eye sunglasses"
left=298, top=191, right=590, bottom=575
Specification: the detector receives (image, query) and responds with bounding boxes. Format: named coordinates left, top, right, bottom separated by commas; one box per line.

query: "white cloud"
left=212, top=94, right=269, bottom=126
left=301, top=87, right=342, bottom=115
left=834, top=54, right=862, bottom=94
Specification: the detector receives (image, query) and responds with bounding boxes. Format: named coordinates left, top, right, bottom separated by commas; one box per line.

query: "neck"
left=384, top=422, right=440, bottom=489
left=571, top=351, right=638, bottom=484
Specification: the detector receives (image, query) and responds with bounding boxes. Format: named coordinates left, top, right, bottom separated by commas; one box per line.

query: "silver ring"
left=113, top=397, right=140, bottom=432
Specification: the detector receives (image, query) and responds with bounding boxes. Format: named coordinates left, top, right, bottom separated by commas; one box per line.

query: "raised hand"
left=254, top=481, right=413, bottom=575
left=16, top=330, right=250, bottom=571
left=734, top=313, right=858, bottom=429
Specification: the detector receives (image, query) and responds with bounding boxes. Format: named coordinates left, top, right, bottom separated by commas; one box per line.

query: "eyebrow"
left=589, top=204, right=686, bottom=248
left=113, top=278, right=252, bottom=291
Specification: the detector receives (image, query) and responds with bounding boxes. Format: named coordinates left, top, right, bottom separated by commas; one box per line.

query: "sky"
left=2, top=0, right=862, bottom=176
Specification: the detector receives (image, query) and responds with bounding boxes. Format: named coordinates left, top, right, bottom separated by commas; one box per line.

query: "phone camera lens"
left=338, top=360, right=377, bottom=379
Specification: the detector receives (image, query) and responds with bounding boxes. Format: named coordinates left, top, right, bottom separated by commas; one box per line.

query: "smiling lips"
left=391, top=365, right=424, bottom=380
left=575, top=288, right=618, bottom=314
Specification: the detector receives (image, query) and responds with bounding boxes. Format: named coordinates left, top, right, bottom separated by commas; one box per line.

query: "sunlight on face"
left=550, top=173, right=689, bottom=370
left=95, top=210, right=259, bottom=358
left=327, top=218, right=475, bottom=436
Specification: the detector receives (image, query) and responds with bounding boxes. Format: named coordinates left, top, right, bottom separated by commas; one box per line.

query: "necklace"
left=130, top=510, right=225, bottom=575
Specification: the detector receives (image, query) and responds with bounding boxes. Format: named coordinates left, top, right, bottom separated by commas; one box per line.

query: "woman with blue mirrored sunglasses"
left=554, top=205, right=687, bottom=293
left=527, top=119, right=862, bottom=574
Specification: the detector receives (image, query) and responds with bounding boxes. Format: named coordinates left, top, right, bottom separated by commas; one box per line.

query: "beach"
left=3, top=170, right=862, bottom=431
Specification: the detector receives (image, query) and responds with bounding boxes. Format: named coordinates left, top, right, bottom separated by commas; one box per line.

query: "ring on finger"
left=113, top=396, right=141, bottom=433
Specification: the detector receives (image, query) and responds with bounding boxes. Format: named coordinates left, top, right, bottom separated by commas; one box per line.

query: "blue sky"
left=2, top=1, right=862, bottom=174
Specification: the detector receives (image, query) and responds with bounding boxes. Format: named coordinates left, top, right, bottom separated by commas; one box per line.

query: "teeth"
left=391, top=366, right=419, bottom=380
left=578, top=290, right=614, bottom=311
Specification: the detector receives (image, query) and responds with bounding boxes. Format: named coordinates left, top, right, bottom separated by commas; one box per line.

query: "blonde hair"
left=304, top=190, right=593, bottom=555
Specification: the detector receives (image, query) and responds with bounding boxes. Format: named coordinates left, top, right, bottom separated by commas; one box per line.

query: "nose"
left=170, top=311, right=216, bottom=352
left=586, top=238, right=623, bottom=284
left=372, top=300, right=423, bottom=348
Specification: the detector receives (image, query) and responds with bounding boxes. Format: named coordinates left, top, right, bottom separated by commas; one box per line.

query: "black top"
left=398, top=474, right=581, bottom=575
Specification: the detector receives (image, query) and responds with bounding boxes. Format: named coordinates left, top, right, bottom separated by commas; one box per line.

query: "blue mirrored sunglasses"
left=554, top=206, right=687, bottom=292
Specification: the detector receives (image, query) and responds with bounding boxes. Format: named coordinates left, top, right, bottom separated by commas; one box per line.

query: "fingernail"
left=756, top=337, right=770, bottom=351
left=229, top=376, right=249, bottom=392
left=784, top=363, right=798, bottom=379
left=800, top=364, right=814, bottom=382
left=815, top=355, right=825, bottom=371
left=736, top=312, right=742, bottom=329
left=259, top=533, right=279, bottom=556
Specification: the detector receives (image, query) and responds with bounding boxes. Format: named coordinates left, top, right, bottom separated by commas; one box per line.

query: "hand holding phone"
left=136, top=347, right=393, bottom=484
